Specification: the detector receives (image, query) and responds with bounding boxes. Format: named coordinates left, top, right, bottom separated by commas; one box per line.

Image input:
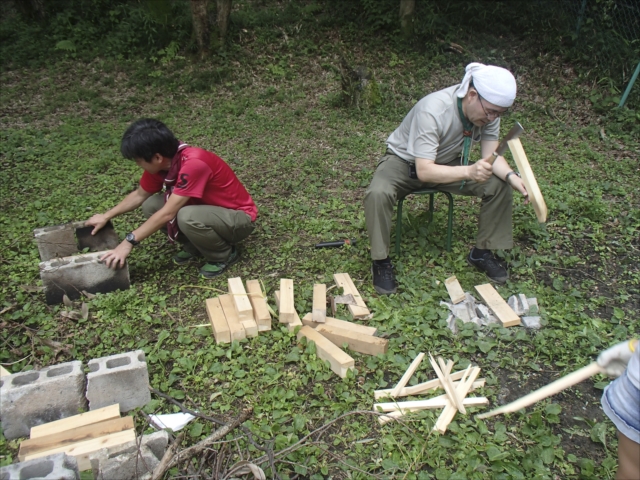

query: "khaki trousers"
left=364, top=152, right=513, bottom=260
left=142, top=194, right=255, bottom=262
left=617, top=430, right=640, bottom=480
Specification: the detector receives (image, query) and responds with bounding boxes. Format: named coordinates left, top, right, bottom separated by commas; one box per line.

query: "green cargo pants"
left=142, top=194, right=255, bottom=262
left=364, top=152, right=513, bottom=260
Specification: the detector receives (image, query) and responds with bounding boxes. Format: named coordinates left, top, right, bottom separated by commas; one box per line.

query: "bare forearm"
left=416, top=161, right=469, bottom=184
left=131, top=209, right=175, bottom=242
left=104, top=189, right=149, bottom=220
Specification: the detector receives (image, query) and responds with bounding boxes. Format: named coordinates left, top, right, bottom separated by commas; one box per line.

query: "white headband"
left=456, top=62, right=517, bottom=108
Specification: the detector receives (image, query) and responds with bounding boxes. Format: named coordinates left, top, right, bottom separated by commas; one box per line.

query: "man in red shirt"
left=86, top=118, right=257, bottom=278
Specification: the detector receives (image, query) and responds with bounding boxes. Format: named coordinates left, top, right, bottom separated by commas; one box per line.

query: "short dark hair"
left=120, top=118, right=180, bottom=162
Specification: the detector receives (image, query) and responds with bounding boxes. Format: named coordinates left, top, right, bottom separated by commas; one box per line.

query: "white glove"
left=597, top=340, right=637, bottom=377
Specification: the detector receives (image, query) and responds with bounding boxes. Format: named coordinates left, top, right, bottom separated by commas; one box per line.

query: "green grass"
left=0, top=7, right=639, bottom=479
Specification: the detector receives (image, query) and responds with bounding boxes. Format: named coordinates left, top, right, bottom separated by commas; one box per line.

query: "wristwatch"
left=125, top=232, right=140, bottom=246
left=505, top=171, right=521, bottom=184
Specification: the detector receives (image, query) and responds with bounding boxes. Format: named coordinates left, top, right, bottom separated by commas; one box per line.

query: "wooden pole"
left=477, top=362, right=603, bottom=420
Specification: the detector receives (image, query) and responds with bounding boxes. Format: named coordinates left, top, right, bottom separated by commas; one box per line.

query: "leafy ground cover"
left=1, top=3, right=639, bottom=478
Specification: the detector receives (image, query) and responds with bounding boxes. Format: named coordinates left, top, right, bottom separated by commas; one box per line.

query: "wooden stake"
left=315, top=324, right=388, bottom=356
left=434, top=366, right=481, bottom=433
left=375, top=396, right=488, bottom=412
left=0, top=365, right=10, bottom=377
left=218, top=294, right=246, bottom=341
left=274, top=291, right=302, bottom=332
left=301, top=313, right=377, bottom=336
left=475, top=284, right=521, bottom=327
left=297, top=326, right=354, bottom=378
left=227, top=277, right=254, bottom=322
left=444, top=276, right=465, bottom=304
left=279, top=279, right=296, bottom=324
left=30, top=405, right=121, bottom=439
left=245, top=279, right=272, bottom=332
left=507, top=138, right=548, bottom=223
left=205, top=297, right=231, bottom=344
left=333, top=273, right=370, bottom=319
left=19, top=417, right=134, bottom=460
left=312, top=284, right=327, bottom=323
left=477, top=362, right=603, bottom=420
left=389, top=353, right=425, bottom=398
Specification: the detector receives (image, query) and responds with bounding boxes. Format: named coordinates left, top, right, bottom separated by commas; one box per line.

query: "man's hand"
left=86, top=214, right=110, bottom=235
left=507, top=175, right=530, bottom=205
left=468, top=158, right=493, bottom=183
left=100, top=241, right=133, bottom=269
left=597, top=340, right=637, bottom=377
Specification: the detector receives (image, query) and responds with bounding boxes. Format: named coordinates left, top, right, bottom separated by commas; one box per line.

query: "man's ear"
left=150, top=153, right=163, bottom=164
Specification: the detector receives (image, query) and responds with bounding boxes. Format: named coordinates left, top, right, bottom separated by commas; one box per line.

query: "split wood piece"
left=434, top=366, right=481, bottom=434
left=218, top=294, right=246, bottom=341
left=0, top=365, right=10, bottom=377
left=274, top=291, right=303, bottom=332
left=245, top=279, right=272, bottom=332
left=375, top=395, right=489, bottom=412
left=23, top=429, right=136, bottom=471
left=333, top=273, right=370, bottom=319
left=430, top=355, right=466, bottom=414
left=30, top=404, right=121, bottom=439
left=378, top=397, right=488, bottom=425
left=297, top=326, right=354, bottom=378
left=474, top=284, right=521, bottom=327
left=374, top=370, right=485, bottom=399
left=508, top=138, right=548, bottom=223
left=312, top=284, right=327, bottom=323
left=389, top=353, right=425, bottom=398
left=279, top=279, right=296, bottom=324
left=315, top=324, right=388, bottom=356
left=301, top=313, right=377, bottom=336
left=205, top=297, right=231, bottom=344
left=477, top=362, right=604, bottom=420
left=444, top=276, right=466, bottom=304
left=19, top=416, right=134, bottom=461
left=227, top=277, right=258, bottom=337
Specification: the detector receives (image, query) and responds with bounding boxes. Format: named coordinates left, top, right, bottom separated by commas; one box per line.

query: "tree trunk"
left=216, top=0, right=232, bottom=47
left=399, top=0, right=415, bottom=39
left=190, top=0, right=210, bottom=57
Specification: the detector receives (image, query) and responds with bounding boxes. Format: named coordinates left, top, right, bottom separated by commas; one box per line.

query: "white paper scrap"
left=149, top=412, right=196, bottom=432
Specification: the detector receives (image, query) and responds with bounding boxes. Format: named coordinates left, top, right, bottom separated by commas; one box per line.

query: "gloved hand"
left=597, top=340, right=637, bottom=377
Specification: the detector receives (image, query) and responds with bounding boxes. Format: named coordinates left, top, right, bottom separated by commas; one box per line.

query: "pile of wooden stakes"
left=373, top=353, right=488, bottom=433
left=206, top=273, right=387, bottom=379
left=17, top=404, right=133, bottom=471
left=278, top=273, right=388, bottom=378
left=206, top=277, right=273, bottom=342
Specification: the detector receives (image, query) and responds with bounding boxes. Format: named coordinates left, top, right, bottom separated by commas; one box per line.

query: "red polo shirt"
left=139, top=147, right=257, bottom=221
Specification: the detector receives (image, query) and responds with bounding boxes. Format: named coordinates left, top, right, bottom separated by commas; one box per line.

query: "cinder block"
left=34, top=221, right=119, bottom=262
left=0, top=361, right=86, bottom=440
left=89, top=431, right=168, bottom=480
left=86, top=351, right=151, bottom=412
left=35, top=220, right=127, bottom=304
left=39, top=251, right=130, bottom=304
left=0, top=453, right=79, bottom=480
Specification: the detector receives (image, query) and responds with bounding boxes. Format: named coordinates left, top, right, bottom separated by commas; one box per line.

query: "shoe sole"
left=371, top=266, right=397, bottom=295
left=466, top=256, right=508, bottom=284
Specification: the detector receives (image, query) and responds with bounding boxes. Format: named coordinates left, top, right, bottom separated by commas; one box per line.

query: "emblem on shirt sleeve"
left=176, top=173, right=189, bottom=188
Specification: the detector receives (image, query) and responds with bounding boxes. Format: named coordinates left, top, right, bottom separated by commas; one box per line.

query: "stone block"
left=0, top=453, right=79, bottom=480
left=34, top=221, right=119, bottom=262
left=86, top=350, right=151, bottom=412
left=0, top=361, right=86, bottom=440
left=39, top=251, right=130, bottom=305
left=522, top=316, right=542, bottom=329
left=89, top=431, right=169, bottom=480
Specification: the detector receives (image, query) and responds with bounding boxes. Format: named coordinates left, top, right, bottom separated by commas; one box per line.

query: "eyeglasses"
left=478, top=95, right=508, bottom=119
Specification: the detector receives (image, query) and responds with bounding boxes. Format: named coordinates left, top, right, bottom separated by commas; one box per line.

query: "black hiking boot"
left=372, top=258, right=397, bottom=295
left=467, top=248, right=509, bottom=284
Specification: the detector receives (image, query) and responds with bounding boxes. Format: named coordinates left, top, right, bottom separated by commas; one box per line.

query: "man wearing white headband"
left=364, top=63, right=528, bottom=294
